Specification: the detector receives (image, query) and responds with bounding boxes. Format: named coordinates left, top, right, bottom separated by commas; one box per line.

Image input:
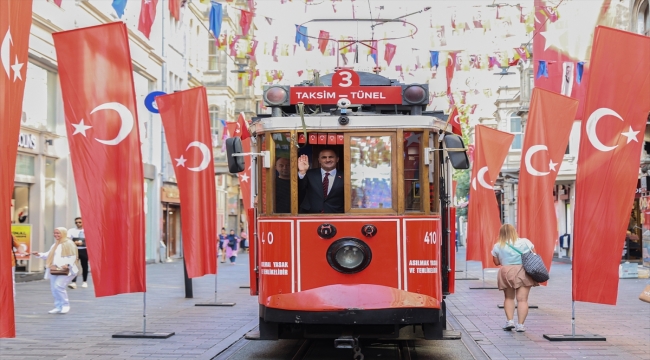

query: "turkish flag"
left=0, top=0, right=32, bottom=338
left=235, top=113, right=253, bottom=209
left=138, top=0, right=158, bottom=39
left=53, top=22, right=146, bottom=297
left=156, top=87, right=217, bottom=278
left=446, top=52, right=456, bottom=94
left=573, top=27, right=650, bottom=305
left=517, top=88, right=578, bottom=277
left=465, top=125, right=514, bottom=268
left=448, top=106, right=462, bottom=136
left=318, top=30, right=329, bottom=55
left=169, top=0, right=181, bottom=21
left=240, top=10, right=253, bottom=36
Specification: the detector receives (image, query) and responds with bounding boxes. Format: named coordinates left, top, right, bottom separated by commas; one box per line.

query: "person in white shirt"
left=31, top=227, right=78, bottom=314
left=67, top=217, right=88, bottom=289
left=491, top=224, right=539, bottom=332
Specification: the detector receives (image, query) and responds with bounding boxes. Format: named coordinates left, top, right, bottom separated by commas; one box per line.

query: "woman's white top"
left=491, top=238, right=535, bottom=266
left=37, top=243, right=78, bottom=279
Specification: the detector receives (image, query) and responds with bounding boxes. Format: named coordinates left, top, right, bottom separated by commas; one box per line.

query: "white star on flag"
left=621, top=126, right=639, bottom=144
left=540, top=28, right=567, bottom=51
left=72, top=119, right=93, bottom=136
left=239, top=173, right=249, bottom=182
left=548, top=159, right=558, bottom=172
left=11, top=56, right=23, bottom=82
left=175, top=155, right=187, bottom=167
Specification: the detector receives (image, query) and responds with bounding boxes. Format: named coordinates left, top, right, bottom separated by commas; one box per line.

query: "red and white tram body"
left=229, top=70, right=468, bottom=341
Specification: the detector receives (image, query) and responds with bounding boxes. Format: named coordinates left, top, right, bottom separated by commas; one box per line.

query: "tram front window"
left=350, top=136, right=392, bottom=209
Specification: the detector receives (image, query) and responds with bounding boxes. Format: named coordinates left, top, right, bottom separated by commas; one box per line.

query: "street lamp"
left=231, top=55, right=250, bottom=73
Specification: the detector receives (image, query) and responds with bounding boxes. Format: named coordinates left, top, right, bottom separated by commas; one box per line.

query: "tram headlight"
left=326, top=238, right=372, bottom=274
left=263, top=85, right=290, bottom=106
left=401, top=84, right=428, bottom=105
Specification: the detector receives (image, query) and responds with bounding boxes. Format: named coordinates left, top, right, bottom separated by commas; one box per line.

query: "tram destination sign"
left=289, top=69, right=402, bottom=105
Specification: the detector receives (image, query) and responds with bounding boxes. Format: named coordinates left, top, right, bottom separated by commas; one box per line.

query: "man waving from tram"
left=297, top=148, right=344, bottom=214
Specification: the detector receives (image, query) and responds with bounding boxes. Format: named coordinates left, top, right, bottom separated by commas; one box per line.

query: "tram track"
left=290, top=339, right=414, bottom=360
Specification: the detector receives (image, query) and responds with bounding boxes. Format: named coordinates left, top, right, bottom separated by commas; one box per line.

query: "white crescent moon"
left=186, top=141, right=211, bottom=172
left=477, top=166, right=492, bottom=189
left=586, top=108, right=622, bottom=152
left=453, top=114, right=460, bottom=124
left=472, top=176, right=476, bottom=191
left=524, top=144, right=550, bottom=176
left=1, top=29, right=12, bottom=78
left=92, top=102, right=134, bottom=146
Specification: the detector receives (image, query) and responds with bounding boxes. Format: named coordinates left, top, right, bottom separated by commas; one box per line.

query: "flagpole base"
left=543, top=334, right=606, bottom=342
left=498, top=304, right=538, bottom=309
left=239, top=285, right=250, bottom=289
left=455, top=270, right=464, bottom=272
left=195, top=302, right=236, bottom=307
left=456, top=277, right=480, bottom=280
left=112, top=331, right=175, bottom=339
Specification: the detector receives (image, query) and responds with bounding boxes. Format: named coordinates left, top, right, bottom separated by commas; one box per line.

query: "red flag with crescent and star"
left=53, top=22, right=146, bottom=297
left=572, top=27, right=650, bottom=305
left=465, top=125, right=514, bottom=269
left=0, top=0, right=32, bottom=338
left=517, top=88, right=578, bottom=278
left=448, top=106, right=462, bottom=136
left=233, top=113, right=253, bottom=209
left=156, top=87, right=217, bottom=278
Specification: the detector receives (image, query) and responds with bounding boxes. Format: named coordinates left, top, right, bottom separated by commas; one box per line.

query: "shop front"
left=161, top=184, right=182, bottom=260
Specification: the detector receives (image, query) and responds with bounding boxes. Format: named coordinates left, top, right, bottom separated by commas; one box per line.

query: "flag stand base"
left=112, top=331, right=175, bottom=339
left=195, top=302, right=236, bottom=307
left=239, top=285, right=250, bottom=289
left=543, top=334, right=606, bottom=342
left=498, top=304, right=538, bottom=309
left=112, top=292, right=175, bottom=339
left=195, top=274, right=236, bottom=307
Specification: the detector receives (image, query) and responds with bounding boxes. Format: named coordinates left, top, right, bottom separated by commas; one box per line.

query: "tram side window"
left=350, top=136, right=392, bottom=209
left=297, top=145, right=344, bottom=214
left=404, top=132, right=422, bottom=211
left=274, top=133, right=292, bottom=213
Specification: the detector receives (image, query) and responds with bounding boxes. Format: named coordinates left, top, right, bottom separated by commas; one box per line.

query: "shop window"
left=12, top=185, right=29, bottom=224
left=15, top=154, right=35, bottom=176
left=209, top=105, right=222, bottom=148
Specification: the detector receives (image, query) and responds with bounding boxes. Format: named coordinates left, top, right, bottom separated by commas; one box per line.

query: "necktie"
left=323, top=172, right=330, bottom=198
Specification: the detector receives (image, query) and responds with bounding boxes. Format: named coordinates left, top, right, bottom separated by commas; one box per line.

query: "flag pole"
left=543, top=249, right=605, bottom=341
left=469, top=267, right=497, bottom=290
left=195, top=272, right=235, bottom=306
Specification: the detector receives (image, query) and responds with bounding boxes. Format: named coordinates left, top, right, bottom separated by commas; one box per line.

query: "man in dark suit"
left=298, top=148, right=344, bottom=213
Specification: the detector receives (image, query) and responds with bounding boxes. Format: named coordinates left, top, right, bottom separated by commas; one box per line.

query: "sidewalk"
left=1, top=256, right=260, bottom=360
left=449, top=247, right=650, bottom=360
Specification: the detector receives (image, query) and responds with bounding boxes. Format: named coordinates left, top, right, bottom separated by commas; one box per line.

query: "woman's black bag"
left=507, top=243, right=550, bottom=283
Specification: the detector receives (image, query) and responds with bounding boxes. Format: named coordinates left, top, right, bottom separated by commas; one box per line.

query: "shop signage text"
left=18, top=133, right=36, bottom=149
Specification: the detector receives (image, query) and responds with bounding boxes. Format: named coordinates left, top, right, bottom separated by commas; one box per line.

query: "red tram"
left=226, top=69, right=469, bottom=342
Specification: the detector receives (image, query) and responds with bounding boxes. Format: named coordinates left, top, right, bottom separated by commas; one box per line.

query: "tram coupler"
left=334, top=334, right=357, bottom=349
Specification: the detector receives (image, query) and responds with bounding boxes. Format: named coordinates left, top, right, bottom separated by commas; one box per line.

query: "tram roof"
left=253, top=114, right=453, bottom=133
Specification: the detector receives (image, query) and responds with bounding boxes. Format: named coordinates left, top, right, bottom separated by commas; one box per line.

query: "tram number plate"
left=262, top=232, right=274, bottom=245
left=423, top=231, right=437, bottom=245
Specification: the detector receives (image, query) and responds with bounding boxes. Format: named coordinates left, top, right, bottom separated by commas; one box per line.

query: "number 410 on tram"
left=226, top=69, right=469, bottom=342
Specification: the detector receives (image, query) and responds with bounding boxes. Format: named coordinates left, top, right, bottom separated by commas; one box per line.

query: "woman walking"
left=225, top=229, right=240, bottom=265
left=31, top=227, right=78, bottom=314
left=491, top=224, right=538, bottom=332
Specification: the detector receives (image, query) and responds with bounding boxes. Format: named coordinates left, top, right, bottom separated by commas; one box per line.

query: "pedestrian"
left=11, top=234, right=18, bottom=302
left=226, top=229, right=239, bottom=265
left=218, top=228, right=228, bottom=263
left=67, top=217, right=89, bottom=289
left=31, top=227, right=78, bottom=314
left=491, top=224, right=538, bottom=332
left=240, top=229, right=248, bottom=253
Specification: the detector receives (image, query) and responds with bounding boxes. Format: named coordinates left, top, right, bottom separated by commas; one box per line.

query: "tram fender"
left=264, top=284, right=440, bottom=311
